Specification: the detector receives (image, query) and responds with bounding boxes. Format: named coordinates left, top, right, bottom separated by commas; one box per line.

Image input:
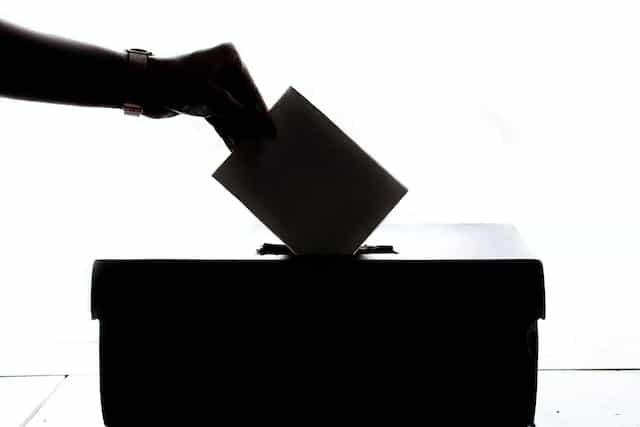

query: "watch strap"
left=123, top=48, right=152, bottom=116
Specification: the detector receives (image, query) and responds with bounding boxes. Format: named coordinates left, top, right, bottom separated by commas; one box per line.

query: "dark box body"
left=91, top=225, right=545, bottom=426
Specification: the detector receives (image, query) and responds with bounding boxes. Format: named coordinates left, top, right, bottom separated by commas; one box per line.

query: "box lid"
left=91, top=223, right=544, bottom=320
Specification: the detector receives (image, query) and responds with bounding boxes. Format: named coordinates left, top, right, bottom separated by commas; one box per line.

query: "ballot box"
left=91, top=224, right=545, bottom=426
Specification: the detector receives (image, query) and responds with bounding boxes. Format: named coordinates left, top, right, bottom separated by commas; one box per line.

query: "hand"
left=145, top=43, right=273, bottom=150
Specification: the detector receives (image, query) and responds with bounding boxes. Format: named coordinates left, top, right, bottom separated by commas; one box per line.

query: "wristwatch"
left=123, top=48, right=153, bottom=116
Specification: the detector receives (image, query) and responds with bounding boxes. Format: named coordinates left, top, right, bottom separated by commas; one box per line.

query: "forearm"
left=0, top=20, right=271, bottom=142
left=0, top=19, right=129, bottom=108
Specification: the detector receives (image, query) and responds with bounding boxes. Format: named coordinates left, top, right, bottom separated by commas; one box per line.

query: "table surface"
left=5, top=371, right=639, bottom=426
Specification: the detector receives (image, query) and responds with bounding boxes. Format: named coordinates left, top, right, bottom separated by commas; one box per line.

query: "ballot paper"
left=213, top=87, right=407, bottom=255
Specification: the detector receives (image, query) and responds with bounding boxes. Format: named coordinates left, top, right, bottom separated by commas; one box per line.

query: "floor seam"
left=539, top=368, right=640, bottom=371
left=19, top=374, right=68, bottom=427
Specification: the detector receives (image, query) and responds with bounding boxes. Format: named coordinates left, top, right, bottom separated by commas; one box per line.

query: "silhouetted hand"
left=0, top=19, right=271, bottom=150
left=147, top=43, right=273, bottom=150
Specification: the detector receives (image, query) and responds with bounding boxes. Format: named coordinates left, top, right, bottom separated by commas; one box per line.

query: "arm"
left=0, top=19, right=128, bottom=108
left=0, top=19, right=272, bottom=148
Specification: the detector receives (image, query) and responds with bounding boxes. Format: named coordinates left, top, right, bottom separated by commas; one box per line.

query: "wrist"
left=145, top=55, right=180, bottom=112
left=122, top=48, right=153, bottom=115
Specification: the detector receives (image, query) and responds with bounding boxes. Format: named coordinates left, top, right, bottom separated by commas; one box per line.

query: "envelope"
left=213, top=87, right=407, bottom=255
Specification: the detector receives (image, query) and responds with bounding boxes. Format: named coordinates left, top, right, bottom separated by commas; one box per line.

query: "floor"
left=2, top=371, right=639, bottom=426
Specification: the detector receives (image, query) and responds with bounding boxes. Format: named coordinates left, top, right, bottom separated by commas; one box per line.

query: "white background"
left=1, top=0, right=640, bottom=371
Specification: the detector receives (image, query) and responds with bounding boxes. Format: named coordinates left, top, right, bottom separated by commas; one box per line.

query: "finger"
left=169, top=85, right=244, bottom=118
left=201, top=86, right=246, bottom=150
left=142, top=106, right=179, bottom=119
left=204, top=86, right=274, bottom=147
left=208, top=108, right=274, bottom=142
left=232, top=60, right=269, bottom=113
left=218, top=85, right=275, bottom=138
left=221, top=56, right=275, bottom=139
left=216, top=45, right=268, bottom=114
left=206, top=116, right=236, bottom=151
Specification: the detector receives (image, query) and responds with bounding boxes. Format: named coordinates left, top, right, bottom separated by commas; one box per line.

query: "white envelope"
left=213, top=87, right=407, bottom=255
